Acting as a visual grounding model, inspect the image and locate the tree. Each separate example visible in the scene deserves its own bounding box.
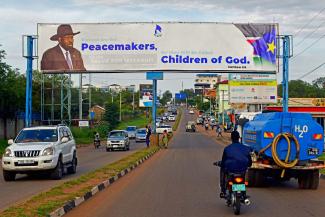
[0,46,25,138]
[103,101,120,131]
[160,90,172,105]
[277,79,325,98]
[312,77,325,89]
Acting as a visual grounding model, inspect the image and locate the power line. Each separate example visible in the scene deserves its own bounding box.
[297,61,325,80]
[291,34,325,60]
[293,7,325,37]
[294,18,325,48]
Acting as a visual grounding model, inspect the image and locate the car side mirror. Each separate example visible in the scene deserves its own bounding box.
[8,139,14,145]
[61,137,69,143]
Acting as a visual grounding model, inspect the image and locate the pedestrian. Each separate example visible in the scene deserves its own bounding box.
[217,125,223,137]
[162,129,168,149]
[205,121,209,131]
[145,125,152,148]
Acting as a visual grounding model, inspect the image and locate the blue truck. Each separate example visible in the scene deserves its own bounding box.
[242,112,325,189]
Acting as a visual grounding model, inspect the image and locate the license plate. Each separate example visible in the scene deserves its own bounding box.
[17,160,34,165]
[232,184,246,192]
[308,148,319,155]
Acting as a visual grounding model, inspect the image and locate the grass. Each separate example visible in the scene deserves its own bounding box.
[172,109,183,131]
[0,139,8,156]
[0,146,159,217]
[117,115,149,130]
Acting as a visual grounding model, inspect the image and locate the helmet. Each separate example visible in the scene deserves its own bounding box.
[231,130,240,142]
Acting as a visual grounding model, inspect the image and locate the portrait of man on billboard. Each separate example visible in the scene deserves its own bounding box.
[40,24,86,71]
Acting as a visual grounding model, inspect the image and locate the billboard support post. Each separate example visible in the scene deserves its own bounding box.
[282,36,290,112]
[24,36,35,127]
[146,72,163,134]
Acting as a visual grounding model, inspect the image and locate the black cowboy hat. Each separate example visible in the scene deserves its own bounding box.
[50,24,80,41]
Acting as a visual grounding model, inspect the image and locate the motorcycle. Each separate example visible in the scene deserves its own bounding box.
[94,139,100,149]
[214,161,251,215]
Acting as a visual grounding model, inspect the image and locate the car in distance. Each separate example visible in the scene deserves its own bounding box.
[189,110,194,114]
[156,125,173,134]
[2,125,77,181]
[135,128,147,143]
[168,115,176,121]
[196,117,203,125]
[106,130,130,151]
[185,121,196,132]
[126,126,137,139]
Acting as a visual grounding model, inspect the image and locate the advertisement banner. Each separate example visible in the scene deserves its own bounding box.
[38,22,278,73]
[229,73,277,104]
[139,84,153,107]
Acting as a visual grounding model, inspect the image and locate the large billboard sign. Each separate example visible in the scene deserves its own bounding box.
[139,84,153,107]
[229,73,277,104]
[38,23,278,73]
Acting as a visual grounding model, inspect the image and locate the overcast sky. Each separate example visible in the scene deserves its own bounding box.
[1,0,325,93]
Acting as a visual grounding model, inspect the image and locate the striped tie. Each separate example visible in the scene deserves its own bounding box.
[65,51,73,69]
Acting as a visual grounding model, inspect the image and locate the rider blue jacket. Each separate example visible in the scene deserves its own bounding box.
[221,142,252,173]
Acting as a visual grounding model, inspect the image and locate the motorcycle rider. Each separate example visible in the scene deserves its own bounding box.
[219,130,252,198]
[94,132,100,148]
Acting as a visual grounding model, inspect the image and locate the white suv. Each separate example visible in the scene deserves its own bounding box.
[2,125,77,181]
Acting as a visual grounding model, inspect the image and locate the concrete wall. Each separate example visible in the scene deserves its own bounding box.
[0,119,40,139]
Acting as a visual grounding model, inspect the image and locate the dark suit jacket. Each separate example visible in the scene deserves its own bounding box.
[41,44,86,71]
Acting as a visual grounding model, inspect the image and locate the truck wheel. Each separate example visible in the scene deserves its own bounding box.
[246,169,256,187]
[254,169,265,187]
[67,154,77,174]
[3,170,16,181]
[51,158,63,180]
[309,170,319,190]
[298,171,312,189]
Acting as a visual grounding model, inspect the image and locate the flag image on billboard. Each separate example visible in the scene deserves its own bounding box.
[37,23,278,73]
[229,73,277,104]
[139,84,153,107]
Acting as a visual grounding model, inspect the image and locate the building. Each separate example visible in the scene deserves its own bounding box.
[90,105,106,122]
[194,73,220,95]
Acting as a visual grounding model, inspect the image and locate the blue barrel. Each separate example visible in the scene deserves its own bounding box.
[243,112,324,161]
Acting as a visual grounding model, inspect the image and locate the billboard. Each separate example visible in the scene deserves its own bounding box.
[175,93,187,100]
[139,84,153,107]
[229,73,277,104]
[38,23,278,73]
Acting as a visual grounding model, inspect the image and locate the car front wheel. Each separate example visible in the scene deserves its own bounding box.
[51,158,63,180]
[3,170,16,181]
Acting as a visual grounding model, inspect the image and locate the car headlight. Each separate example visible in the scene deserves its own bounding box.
[120,140,125,144]
[3,148,13,157]
[42,147,54,156]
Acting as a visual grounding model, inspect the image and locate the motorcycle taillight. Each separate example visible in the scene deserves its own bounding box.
[234,177,244,183]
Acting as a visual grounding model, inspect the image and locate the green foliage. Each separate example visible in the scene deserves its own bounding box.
[172,109,182,131]
[104,102,120,131]
[117,115,149,130]
[0,139,8,156]
[278,79,325,98]
[160,90,172,105]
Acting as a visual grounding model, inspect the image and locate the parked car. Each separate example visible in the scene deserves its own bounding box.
[156,125,173,134]
[106,130,130,151]
[2,125,77,181]
[185,121,196,132]
[168,115,176,121]
[189,110,194,114]
[135,128,147,143]
[125,126,137,139]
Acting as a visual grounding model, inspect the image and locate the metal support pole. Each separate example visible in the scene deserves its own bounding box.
[25,36,34,127]
[119,92,122,121]
[79,73,83,120]
[41,73,44,123]
[132,90,135,112]
[222,90,225,126]
[61,75,64,123]
[89,74,92,118]
[51,76,54,123]
[152,79,157,133]
[282,36,290,112]
[68,74,72,125]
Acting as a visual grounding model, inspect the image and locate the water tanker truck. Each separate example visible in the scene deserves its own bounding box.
[242,112,325,189]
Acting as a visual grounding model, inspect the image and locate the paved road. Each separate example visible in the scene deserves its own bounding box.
[0,139,148,211]
[66,110,325,217]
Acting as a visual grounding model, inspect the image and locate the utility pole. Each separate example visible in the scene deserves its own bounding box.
[119,91,122,121]
[79,73,83,120]
[89,74,92,117]
[222,90,225,126]
[132,89,135,112]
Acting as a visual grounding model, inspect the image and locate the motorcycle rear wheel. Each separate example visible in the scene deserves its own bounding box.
[233,194,241,215]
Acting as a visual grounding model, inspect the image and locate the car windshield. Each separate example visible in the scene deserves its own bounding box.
[159,125,171,128]
[15,129,58,143]
[137,130,146,134]
[126,127,136,131]
[109,131,125,138]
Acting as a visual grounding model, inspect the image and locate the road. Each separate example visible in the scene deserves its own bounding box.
[0,139,148,211]
[66,110,325,217]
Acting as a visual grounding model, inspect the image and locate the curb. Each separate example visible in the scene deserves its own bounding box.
[48,148,159,217]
